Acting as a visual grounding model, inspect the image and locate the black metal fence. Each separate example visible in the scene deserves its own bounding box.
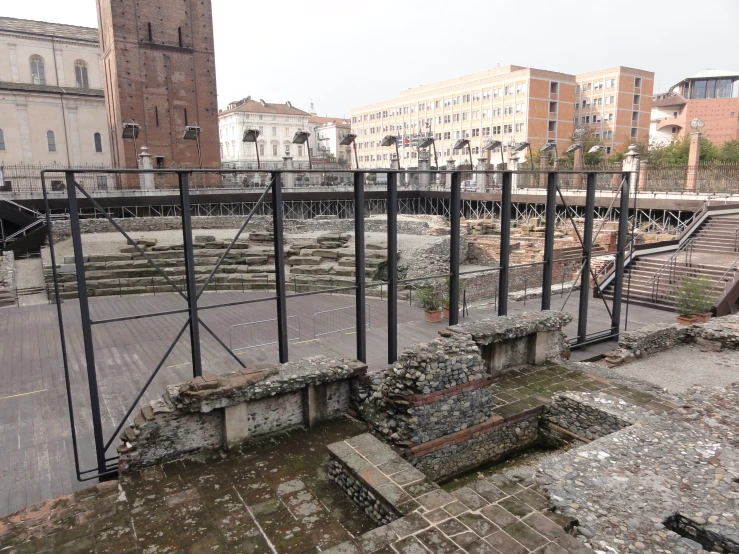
[41,166,634,484]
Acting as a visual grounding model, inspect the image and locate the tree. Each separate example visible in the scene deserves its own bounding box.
[561,130,605,166]
[719,140,739,162]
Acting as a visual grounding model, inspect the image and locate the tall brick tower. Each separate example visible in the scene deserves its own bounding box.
[96,0,220,174]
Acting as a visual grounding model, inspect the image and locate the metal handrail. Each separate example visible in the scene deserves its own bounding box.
[0,197,43,217]
[734,227,739,252]
[676,200,708,239]
[708,255,739,297]
[646,237,696,287]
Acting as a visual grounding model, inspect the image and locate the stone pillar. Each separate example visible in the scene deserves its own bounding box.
[476,157,488,191]
[539,152,549,187]
[282,156,295,188]
[418,152,431,189]
[223,403,249,450]
[138,146,155,191]
[638,160,648,192]
[390,156,400,170]
[508,155,519,190]
[686,131,701,191]
[573,143,584,188]
[446,158,456,171]
[611,161,622,189]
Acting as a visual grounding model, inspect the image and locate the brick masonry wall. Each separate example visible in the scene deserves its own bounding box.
[543,394,632,441]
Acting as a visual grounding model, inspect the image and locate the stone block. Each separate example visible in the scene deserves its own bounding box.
[194,235,216,244]
[58,264,77,274]
[527,331,551,365]
[134,238,157,247]
[223,403,249,450]
[288,256,322,266]
[302,383,328,429]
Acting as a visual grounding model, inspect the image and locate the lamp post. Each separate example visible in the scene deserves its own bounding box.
[121,122,140,168]
[381,135,400,170]
[588,144,607,166]
[418,136,438,170]
[340,132,359,169]
[292,130,312,170]
[511,141,533,170]
[183,125,202,168]
[483,139,504,166]
[453,138,474,168]
[242,128,261,170]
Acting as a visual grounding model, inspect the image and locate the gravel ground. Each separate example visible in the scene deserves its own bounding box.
[598,344,739,394]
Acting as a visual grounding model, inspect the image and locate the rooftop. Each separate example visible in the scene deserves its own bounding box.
[0,16,98,43]
[220,97,310,117]
[685,68,739,80]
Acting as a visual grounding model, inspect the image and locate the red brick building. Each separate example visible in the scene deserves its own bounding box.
[96,0,220,173]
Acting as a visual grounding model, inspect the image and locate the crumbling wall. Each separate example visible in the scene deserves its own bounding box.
[118,356,367,472]
[0,251,15,307]
[543,393,633,440]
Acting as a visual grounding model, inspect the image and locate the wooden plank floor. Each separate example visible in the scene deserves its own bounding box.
[0,289,674,517]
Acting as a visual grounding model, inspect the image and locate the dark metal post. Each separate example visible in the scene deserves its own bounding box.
[387,172,398,363]
[449,171,462,325]
[66,171,109,479]
[271,172,289,363]
[541,172,557,310]
[577,173,597,344]
[498,171,512,315]
[179,173,203,377]
[353,172,367,363]
[610,172,631,335]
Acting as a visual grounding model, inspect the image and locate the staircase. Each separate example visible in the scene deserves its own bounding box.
[0,199,48,256]
[601,213,739,311]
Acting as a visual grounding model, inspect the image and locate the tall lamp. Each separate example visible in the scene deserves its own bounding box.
[121,122,141,167]
[453,138,473,168]
[340,132,358,169]
[540,142,558,167]
[511,141,533,170]
[418,136,438,170]
[183,125,202,168]
[292,130,312,170]
[588,144,607,165]
[242,128,261,170]
[381,135,400,168]
[483,139,504,166]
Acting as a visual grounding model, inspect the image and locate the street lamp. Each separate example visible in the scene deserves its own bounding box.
[292,130,312,170]
[339,132,359,169]
[381,135,400,169]
[183,125,202,168]
[564,143,582,154]
[121,122,140,167]
[418,136,439,170]
[511,141,533,169]
[453,138,474,168]
[483,140,504,166]
[588,144,607,165]
[242,128,261,170]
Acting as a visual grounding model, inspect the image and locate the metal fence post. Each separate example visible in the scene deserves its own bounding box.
[610,172,631,336]
[541,171,557,310]
[449,171,461,325]
[65,170,109,480]
[498,171,512,316]
[577,173,597,344]
[353,172,367,363]
[178,172,203,377]
[387,171,398,363]
[271,171,289,363]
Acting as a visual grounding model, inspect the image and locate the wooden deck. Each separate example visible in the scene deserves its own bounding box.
[0,289,674,516]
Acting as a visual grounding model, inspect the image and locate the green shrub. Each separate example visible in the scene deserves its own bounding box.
[442,276,465,307]
[674,276,713,316]
[417,286,442,311]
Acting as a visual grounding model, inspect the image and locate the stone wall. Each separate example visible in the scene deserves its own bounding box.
[543,392,632,441]
[117,356,367,472]
[353,311,570,480]
[0,251,15,307]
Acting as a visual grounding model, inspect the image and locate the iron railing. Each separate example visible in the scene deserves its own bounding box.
[229,316,301,352]
[647,238,697,303]
[39,165,635,485]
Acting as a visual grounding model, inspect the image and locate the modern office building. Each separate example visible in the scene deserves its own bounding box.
[650,69,739,146]
[350,65,654,169]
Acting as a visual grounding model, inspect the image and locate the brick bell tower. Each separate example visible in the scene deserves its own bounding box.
[96,0,220,178]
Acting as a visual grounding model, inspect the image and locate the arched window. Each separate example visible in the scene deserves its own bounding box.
[47,130,56,152]
[94,132,103,153]
[30,56,46,85]
[75,61,89,88]
[0,128,5,151]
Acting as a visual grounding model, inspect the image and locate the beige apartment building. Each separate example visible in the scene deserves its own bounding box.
[351,65,653,169]
[575,66,654,153]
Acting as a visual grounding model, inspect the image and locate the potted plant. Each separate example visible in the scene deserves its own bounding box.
[674,276,713,325]
[417,286,442,323]
[442,276,465,319]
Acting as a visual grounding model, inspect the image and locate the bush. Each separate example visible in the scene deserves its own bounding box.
[417,285,442,311]
[442,276,465,307]
[674,276,713,316]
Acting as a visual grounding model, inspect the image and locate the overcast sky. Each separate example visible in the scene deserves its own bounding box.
[6,0,739,116]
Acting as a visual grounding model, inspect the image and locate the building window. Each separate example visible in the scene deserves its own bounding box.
[548,121,556,132]
[0,128,5,150]
[516,83,526,94]
[633,94,640,106]
[272,144,278,156]
[634,77,642,88]
[47,130,56,152]
[550,82,558,94]
[671,126,677,134]
[178,27,183,47]
[630,128,638,139]
[272,126,277,136]
[156,156,164,168]
[74,61,89,88]
[515,123,524,133]
[94,132,103,152]
[30,55,46,85]
[148,22,153,41]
